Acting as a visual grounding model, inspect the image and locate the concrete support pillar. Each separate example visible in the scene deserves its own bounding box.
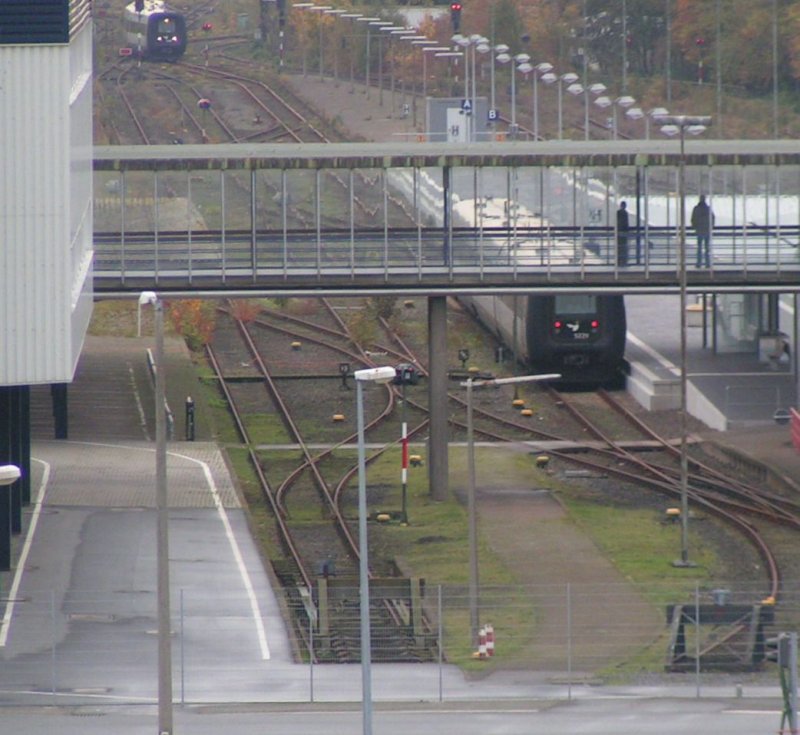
[0,387,16,570]
[51,382,69,440]
[0,482,9,572]
[8,387,26,531]
[427,296,449,502]
[20,386,30,506]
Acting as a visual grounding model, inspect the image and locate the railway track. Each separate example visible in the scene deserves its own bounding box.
[93,14,800,671]
[207,301,437,663]
[204,296,800,669]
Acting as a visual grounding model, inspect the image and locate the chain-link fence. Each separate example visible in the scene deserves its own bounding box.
[1,581,796,706]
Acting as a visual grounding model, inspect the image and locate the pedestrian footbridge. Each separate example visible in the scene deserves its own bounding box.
[93,140,800,296]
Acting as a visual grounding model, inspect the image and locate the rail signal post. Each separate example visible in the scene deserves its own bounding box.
[450,1,462,33]
[393,363,418,524]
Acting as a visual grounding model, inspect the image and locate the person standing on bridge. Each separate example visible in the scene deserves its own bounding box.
[616,201,629,267]
[691,194,714,268]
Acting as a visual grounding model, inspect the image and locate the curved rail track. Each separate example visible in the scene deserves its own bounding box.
[207,301,436,663]
[210,296,800,668]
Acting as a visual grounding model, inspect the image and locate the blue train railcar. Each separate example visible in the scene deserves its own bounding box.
[526,294,626,386]
[123,0,187,61]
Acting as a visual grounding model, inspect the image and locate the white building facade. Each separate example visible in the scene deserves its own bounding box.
[0,0,94,386]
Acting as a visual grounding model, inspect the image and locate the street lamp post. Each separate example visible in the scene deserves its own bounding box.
[434,50,464,130]
[613,95,636,139]
[653,115,711,568]
[139,290,173,735]
[355,365,396,735]
[461,373,560,647]
[384,27,409,112]
[355,17,381,99]
[496,52,528,138]
[557,72,579,139]
[453,34,489,142]
[530,62,553,141]
[472,36,490,141]
[646,106,669,139]
[308,6,332,82]
[323,8,347,82]
[371,21,393,105]
[624,106,644,137]
[397,34,426,125]
[586,82,607,140]
[452,35,470,141]
[291,2,314,76]
[592,93,612,136]
[340,13,363,93]
[490,44,509,122]
[414,43,450,126]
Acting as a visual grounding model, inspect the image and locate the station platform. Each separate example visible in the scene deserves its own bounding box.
[625,294,798,427]
[624,292,800,490]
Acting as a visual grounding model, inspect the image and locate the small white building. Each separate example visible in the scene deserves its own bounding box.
[0,0,94,387]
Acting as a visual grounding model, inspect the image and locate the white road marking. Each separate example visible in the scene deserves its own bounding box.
[0,458,51,647]
[128,362,150,440]
[170,447,271,660]
[1,443,270,661]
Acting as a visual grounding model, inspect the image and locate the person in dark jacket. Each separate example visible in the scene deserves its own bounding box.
[616,201,629,267]
[690,194,714,268]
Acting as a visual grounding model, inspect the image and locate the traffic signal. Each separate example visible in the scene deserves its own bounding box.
[450,2,462,33]
[393,363,419,386]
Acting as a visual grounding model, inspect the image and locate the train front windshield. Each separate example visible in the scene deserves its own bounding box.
[155,17,178,41]
[554,294,597,315]
[552,294,600,342]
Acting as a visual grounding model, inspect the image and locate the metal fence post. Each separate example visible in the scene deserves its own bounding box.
[180,589,186,705]
[309,613,315,703]
[438,584,443,703]
[567,582,572,702]
[51,589,56,698]
[789,632,799,733]
[695,582,701,698]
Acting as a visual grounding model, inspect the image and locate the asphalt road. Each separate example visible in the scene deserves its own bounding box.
[0,696,784,735]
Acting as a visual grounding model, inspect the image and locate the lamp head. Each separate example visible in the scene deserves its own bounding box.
[139,291,157,306]
[354,366,397,384]
[0,465,21,486]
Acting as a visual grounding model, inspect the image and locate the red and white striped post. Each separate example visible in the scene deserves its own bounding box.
[485,623,495,656]
[478,626,487,659]
[394,364,418,525]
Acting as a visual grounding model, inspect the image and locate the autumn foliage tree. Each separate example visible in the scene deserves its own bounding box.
[168,300,216,351]
[460,0,800,96]
[229,300,261,323]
